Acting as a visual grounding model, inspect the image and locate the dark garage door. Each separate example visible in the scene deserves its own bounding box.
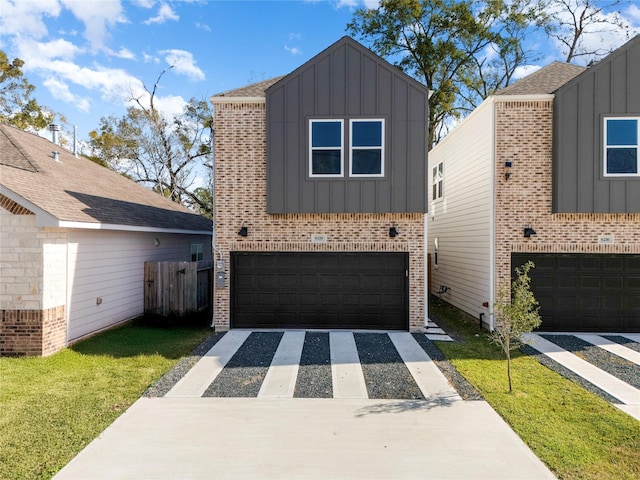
[512,253,640,332]
[231,252,409,330]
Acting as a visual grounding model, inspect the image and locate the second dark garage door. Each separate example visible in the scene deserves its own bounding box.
[512,253,640,332]
[231,252,409,330]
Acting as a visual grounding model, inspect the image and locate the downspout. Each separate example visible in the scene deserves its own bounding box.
[489,97,496,331]
[209,118,221,330]
[424,213,429,328]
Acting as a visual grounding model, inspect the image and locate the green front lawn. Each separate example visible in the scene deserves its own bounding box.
[0,323,211,480]
[431,299,640,480]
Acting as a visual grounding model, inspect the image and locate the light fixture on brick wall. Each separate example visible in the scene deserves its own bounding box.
[524,226,536,238]
[504,161,512,180]
[238,225,248,237]
[389,226,399,238]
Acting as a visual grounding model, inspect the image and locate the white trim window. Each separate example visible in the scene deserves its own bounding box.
[349,119,385,177]
[309,119,344,177]
[432,161,444,200]
[604,117,639,176]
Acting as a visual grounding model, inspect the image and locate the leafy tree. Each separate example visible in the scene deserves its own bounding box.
[89,68,214,217]
[0,50,52,130]
[490,261,541,392]
[347,0,546,146]
[545,0,634,64]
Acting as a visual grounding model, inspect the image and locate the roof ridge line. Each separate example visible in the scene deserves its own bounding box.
[0,124,40,173]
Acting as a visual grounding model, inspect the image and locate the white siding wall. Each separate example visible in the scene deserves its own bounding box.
[42,229,69,309]
[428,100,494,321]
[67,230,212,341]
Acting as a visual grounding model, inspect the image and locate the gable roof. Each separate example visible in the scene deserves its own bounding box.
[496,62,586,95]
[0,124,212,233]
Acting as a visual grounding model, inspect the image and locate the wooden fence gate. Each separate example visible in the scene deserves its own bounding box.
[144,261,212,317]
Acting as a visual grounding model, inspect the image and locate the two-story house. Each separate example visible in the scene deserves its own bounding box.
[429,35,640,332]
[210,36,430,331]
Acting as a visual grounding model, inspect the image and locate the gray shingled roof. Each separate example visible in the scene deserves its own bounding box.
[496,62,586,95]
[0,124,212,232]
[212,76,285,98]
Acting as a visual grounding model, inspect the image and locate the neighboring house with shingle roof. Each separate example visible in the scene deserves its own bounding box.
[0,124,212,355]
[428,35,640,333]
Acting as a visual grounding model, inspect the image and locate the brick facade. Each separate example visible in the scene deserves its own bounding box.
[213,101,426,330]
[1,203,69,355]
[0,306,66,356]
[493,98,640,293]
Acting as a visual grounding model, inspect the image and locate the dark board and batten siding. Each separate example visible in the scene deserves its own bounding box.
[553,35,640,213]
[266,36,429,214]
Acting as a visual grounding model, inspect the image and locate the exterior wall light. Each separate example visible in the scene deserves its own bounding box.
[238,226,248,237]
[524,226,537,238]
[389,226,399,238]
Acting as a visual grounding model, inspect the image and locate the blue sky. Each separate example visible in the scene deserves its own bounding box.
[1,0,639,146]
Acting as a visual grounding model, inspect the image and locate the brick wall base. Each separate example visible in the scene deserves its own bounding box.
[0,306,66,356]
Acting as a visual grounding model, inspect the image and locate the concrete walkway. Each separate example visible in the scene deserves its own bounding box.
[523,333,640,421]
[54,332,555,480]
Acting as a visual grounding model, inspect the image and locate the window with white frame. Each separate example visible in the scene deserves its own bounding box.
[604,117,639,176]
[432,161,444,200]
[309,120,344,177]
[190,243,203,262]
[350,119,384,176]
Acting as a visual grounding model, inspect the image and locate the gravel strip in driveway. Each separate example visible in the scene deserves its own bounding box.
[354,333,425,400]
[541,334,640,389]
[603,335,640,354]
[144,332,225,398]
[294,332,332,398]
[203,332,283,397]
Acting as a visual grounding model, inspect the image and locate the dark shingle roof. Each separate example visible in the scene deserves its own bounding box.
[211,76,285,99]
[496,62,586,95]
[0,124,212,232]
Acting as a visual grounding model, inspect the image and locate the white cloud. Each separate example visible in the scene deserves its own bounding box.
[160,49,205,81]
[334,0,379,8]
[61,0,127,51]
[17,38,83,66]
[143,2,178,25]
[0,0,62,38]
[132,0,155,7]
[143,52,160,63]
[627,4,640,25]
[42,77,91,112]
[195,22,211,32]
[111,47,136,60]
[284,45,301,55]
[512,64,542,81]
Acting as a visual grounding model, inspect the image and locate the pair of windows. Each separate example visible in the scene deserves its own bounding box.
[310,119,384,177]
[604,117,639,176]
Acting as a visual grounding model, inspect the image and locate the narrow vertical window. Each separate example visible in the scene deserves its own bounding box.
[309,120,343,177]
[190,243,203,262]
[432,161,444,200]
[604,117,639,176]
[350,119,384,176]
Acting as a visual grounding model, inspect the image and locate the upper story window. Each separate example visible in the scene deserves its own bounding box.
[604,117,639,176]
[432,161,444,200]
[190,243,203,262]
[310,120,344,177]
[309,118,385,178]
[350,119,384,177]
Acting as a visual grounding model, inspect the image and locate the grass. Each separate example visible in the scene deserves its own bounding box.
[0,322,211,480]
[430,299,640,480]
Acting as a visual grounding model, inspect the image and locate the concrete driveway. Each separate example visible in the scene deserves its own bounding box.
[54,330,555,480]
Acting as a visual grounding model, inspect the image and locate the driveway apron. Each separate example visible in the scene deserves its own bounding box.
[54,331,555,480]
